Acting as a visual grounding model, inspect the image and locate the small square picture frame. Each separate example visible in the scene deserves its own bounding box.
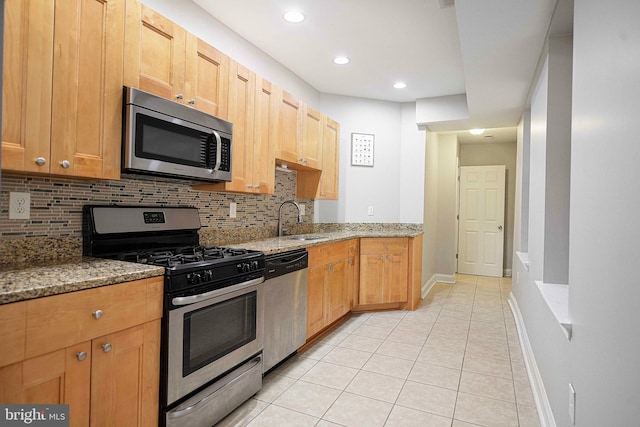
[351,133,375,167]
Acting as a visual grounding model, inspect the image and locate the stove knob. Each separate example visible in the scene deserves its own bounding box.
[203,270,213,281]
[251,261,259,271]
[242,263,250,273]
[190,273,202,285]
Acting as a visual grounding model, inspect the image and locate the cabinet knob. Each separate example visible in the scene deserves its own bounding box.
[188,99,195,105]
[255,185,260,189]
[60,160,71,169]
[35,157,47,166]
[247,184,253,189]
[176,93,184,100]
[299,158,304,162]
[321,193,327,197]
[102,343,112,353]
[387,255,392,261]
[76,351,87,361]
[92,310,103,319]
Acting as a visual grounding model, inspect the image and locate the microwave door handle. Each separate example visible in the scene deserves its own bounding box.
[211,131,222,172]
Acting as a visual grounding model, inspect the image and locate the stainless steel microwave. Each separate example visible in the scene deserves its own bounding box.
[123,87,232,182]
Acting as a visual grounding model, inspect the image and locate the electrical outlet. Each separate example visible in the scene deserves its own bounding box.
[299,203,305,216]
[569,383,576,425]
[367,205,374,216]
[9,192,31,220]
[229,202,237,218]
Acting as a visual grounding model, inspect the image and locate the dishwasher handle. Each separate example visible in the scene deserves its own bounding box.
[265,249,308,280]
[269,253,307,265]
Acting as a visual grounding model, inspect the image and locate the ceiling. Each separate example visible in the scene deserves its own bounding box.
[194,0,557,134]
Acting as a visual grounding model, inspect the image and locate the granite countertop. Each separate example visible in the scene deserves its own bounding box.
[229,229,424,255]
[0,257,164,305]
[0,226,423,305]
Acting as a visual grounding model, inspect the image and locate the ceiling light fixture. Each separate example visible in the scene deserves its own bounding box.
[283,10,305,23]
[393,82,407,89]
[332,56,350,65]
[469,128,485,135]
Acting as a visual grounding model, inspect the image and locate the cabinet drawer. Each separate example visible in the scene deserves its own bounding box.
[308,240,350,267]
[25,277,163,359]
[360,238,408,255]
[0,301,27,368]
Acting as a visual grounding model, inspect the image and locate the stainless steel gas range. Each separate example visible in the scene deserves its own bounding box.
[83,205,265,427]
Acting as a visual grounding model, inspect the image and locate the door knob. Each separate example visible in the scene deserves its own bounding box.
[498,225,503,231]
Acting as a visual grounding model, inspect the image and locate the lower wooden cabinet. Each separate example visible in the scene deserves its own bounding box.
[0,277,163,427]
[306,239,358,339]
[359,238,409,305]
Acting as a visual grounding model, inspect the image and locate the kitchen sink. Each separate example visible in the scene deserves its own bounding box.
[284,235,328,241]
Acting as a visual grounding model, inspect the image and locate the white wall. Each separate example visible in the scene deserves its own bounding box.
[422,132,439,285]
[400,103,426,223]
[435,134,458,277]
[567,0,640,424]
[318,94,404,223]
[512,1,640,425]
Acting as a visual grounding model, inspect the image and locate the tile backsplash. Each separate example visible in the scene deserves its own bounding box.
[0,170,313,241]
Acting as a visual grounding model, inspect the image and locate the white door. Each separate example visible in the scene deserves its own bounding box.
[458,165,506,277]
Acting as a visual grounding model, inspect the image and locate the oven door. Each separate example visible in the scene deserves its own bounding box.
[166,277,264,405]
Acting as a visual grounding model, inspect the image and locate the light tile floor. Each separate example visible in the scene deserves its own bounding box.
[218,274,540,427]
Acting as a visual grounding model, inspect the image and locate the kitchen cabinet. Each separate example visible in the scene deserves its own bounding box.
[346,240,360,309]
[192,70,277,194]
[2,0,123,179]
[359,238,409,305]
[306,240,355,339]
[125,0,229,117]
[299,104,323,169]
[0,277,162,426]
[276,90,303,166]
[297,115,340,199]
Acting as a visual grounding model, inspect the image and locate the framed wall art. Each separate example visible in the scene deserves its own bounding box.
[351,133,375,167]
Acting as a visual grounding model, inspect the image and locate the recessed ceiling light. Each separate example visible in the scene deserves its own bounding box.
[333,56,350,65]
[393,82,407,89]
[283,10,305,23]
[469,128,485,135]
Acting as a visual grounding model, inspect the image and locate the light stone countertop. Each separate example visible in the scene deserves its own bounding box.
[228,230,424,255]
[0,226,423,305]
[0,257,164,305]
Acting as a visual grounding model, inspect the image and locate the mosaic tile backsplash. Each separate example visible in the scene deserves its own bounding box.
[0,170,312,242]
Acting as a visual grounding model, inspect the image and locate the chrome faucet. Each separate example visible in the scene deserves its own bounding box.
[278,200,303,237]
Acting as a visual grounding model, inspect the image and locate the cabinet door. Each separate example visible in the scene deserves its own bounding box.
[384,253,409,303]
[50,0,124,179]
[91,321,160,427]
[319,116,339,199]
[253,77,277,194]
[306,265,326,339]
[276,90,302,164]
[225,60,256,193]
[359,254,385,305]
[0,343,91,427]
[327,260,347,324]
[124,0,186,101]
[300,104,323,169]
[184,35,229,118]
[1,0,54,173]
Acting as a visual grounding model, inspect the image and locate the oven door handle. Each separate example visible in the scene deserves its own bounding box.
[171,277,264,306]
[167,355,262,420]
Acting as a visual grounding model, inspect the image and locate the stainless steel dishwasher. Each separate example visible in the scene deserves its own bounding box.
[263,249,308,373]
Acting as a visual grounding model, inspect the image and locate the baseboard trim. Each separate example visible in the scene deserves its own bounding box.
[435,273,456,284]
[422,274,437,298]
[508,293,556,427]
[504,269,512,277]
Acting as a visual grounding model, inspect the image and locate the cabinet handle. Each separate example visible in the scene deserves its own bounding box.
[60,160,71,169]
[299,158,304,162]
[76,352,87,361]
[92,310,103,319]
[247,184,253,189]
[176,93,184,100]
[35,157,47,166]
[321,193,327,197]
[255,185,260,189]
[188,99,195,105]
[102,343,112,353]
[387,255,392,261]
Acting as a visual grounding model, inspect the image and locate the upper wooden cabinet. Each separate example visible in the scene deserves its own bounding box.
[276,90,303,165]
[2,0,123,179]
[300,104,323,169]
[192,68,277,195]
[297,114,340,200]
[124,0,228,118]
[276,97,324,170]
